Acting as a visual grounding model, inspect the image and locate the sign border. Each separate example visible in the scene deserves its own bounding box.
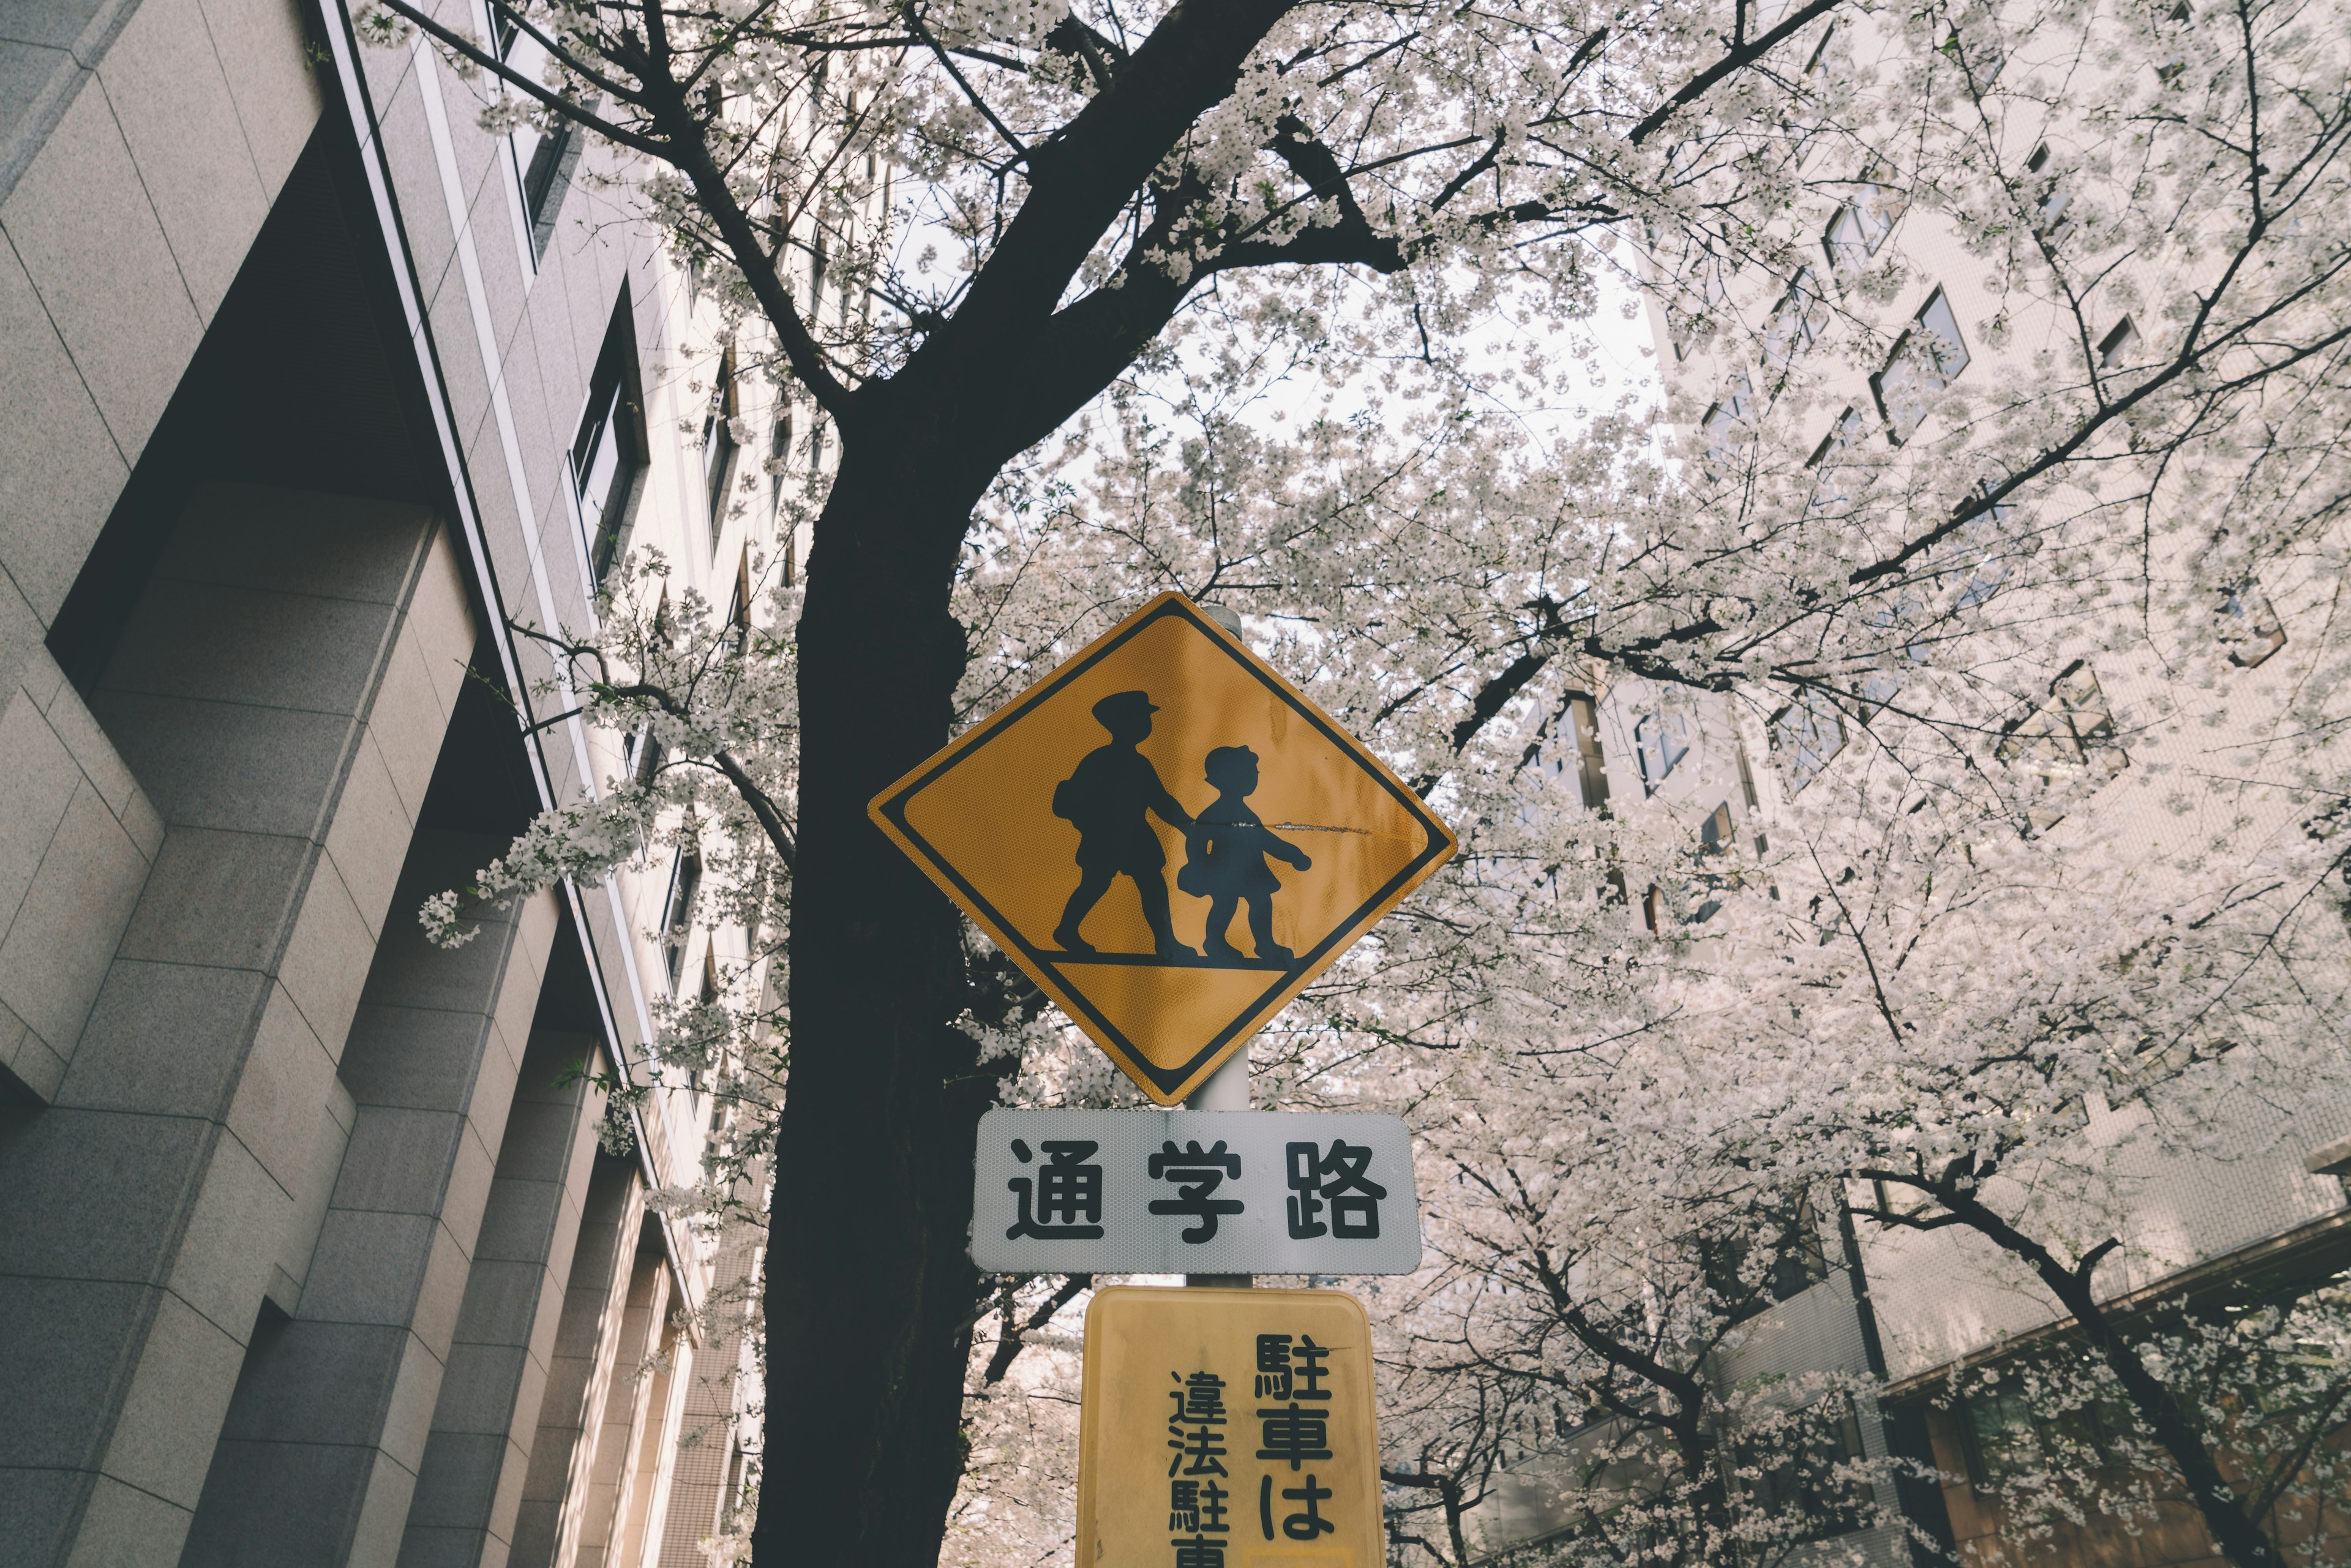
[868,592,1456,1103]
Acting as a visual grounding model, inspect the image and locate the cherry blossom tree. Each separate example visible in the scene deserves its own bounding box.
[362,0,2351,1559]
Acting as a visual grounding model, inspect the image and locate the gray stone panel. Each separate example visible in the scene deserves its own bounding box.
[0,234,128,629]
[0,69,201,468]
[179,823,557,1567]
[89,0,269,320]
[397,1025,603,1567]
[0,489,451,1564]
[195,0,320,203]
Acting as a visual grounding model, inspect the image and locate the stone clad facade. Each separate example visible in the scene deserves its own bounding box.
[0,1,770,1562]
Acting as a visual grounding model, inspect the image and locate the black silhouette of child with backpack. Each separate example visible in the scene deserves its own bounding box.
[1178,745,1312,964]
[1052,690,1196,959]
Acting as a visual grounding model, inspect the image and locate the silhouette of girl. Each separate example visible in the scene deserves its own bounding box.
[1178,745,1312,963]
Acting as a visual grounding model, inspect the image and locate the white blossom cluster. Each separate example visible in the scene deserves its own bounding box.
[369,0,2351,1559]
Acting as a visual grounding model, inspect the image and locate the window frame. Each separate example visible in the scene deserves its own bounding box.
[1995,661,2128,833]
[489,3,580,261]
[574,293,650,590]
[1635,711,1692,793]
[1872,287,1971,444]
[702,348,743,554]
[1771,688,1847,792]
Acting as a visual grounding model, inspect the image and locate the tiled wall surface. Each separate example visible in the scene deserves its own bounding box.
[0,0,746,1558]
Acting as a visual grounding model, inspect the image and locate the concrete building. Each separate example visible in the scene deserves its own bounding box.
[1459,5,2351,1565]
[0,0,788,1561]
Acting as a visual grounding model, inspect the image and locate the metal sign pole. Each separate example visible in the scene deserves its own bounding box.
[1183,1042,1252,1288]
[1187,602,1254,1289]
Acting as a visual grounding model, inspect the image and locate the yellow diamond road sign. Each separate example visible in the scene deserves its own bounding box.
[1079,1286,1381,1568]
[869,592,1455,1105]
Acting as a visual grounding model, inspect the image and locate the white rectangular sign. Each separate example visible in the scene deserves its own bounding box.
[970,1109,1420,1275]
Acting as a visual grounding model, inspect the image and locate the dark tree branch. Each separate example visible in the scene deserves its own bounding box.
[981,1273,1092,1384]
[1624,0,1845,144]
[369,0,668,156]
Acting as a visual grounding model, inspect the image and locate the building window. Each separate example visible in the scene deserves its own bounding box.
[1860,594,1925,715]
[662,846,703,989]
[1872,287,1971,444]
[1764,267,1828,370]
[493,6,579,258]
[2097,315,2141,368]
[1634,712,1690,793]
[1941,12,2007,83]
[1703,1190,1831,1321]
[1823,183,1895,277]
[727,549,752,657]
[1700,373,1755,470]
[1962,1381,2134,1490]
[1804,24,1835,80]
[2219,580,2286,667]
[1569,694,1611,812]
[1772,689,1845,792]
[1668,255,1733,361]
[2155,0,2194,81]
[576,298,647,588]
[1996,661,2128,833]
[624,723,665,792]
[1807,405,1868,518]
[1736,1397,1872,1539]
[703,350,741,550]
[1951,484,2019,610]
[2024,144,2075,245]
[768,411,793,513]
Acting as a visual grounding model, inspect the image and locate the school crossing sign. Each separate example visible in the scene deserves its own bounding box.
[869,593,1456,1103]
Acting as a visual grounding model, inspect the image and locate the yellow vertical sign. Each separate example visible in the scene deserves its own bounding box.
[1078,1288,1380,1568]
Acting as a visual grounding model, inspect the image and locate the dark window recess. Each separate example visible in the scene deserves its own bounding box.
[1962,1382,2136,1489]
[1953,483,2020,610]
[1635,711,1690,792]
[45,122,441,695]
[576,291,648,587]
[1823,182,1894,276]
[1569,694,1611,812]
[2024,144,2075,244]
[1703,1190,1832,1322]
[1804,24,1835,79]
[1699,801,1734,851]
[662,847,703,989]
[1995,660,2128,835]
[2219,580,2286,667]
[499,19,580,257]
[1859,601,1925,717]
[703,350,741,549]
[1736,1398,1873,1539]
[624,723,666,792]
[1941,9,2007,81]
[1807,405,1868,518]
[768,411,793,512]
[1700,373,1755,470]
[1764,266,1828,370]
[2096,315,2141,368]
[1873,287,1970,444]
[2155,0,2194,81]
[1772,689,1845,793]
[727,549,752,656]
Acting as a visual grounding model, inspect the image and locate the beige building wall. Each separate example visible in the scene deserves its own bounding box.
[0,0,773,1561]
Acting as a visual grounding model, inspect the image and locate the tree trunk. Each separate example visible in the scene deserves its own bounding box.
[750,425,1008,1567]
[1927,1188,2284,1568]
